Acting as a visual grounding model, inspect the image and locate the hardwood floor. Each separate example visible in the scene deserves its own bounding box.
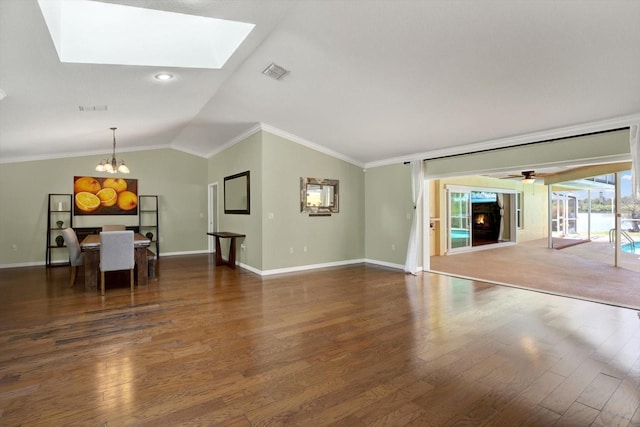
[1,255,639,426]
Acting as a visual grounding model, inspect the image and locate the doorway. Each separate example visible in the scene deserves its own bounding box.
[208,182,219,253]
[551,192,578,237]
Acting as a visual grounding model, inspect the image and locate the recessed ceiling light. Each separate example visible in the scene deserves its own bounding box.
[154,73,174,81]
[37,0,255,69]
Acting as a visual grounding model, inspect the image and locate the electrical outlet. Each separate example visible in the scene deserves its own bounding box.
[391,244,396,251]
[303,246,307,252]
[240,244,246,251]
[289,247,294,254]
[12,244,17,251]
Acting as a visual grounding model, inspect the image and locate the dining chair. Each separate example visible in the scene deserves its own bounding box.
[61,228,84,287]
[102,224,126,231]
[99,230,135,296]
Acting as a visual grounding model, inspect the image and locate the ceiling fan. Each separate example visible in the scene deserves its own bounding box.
[500,170,542,183]
[521,171,536,183]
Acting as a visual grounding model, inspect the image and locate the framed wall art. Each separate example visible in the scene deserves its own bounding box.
[73,176,138,216]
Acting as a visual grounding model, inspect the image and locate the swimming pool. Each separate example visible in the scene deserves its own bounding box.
[621,242,638,254]
[450,229,469,239]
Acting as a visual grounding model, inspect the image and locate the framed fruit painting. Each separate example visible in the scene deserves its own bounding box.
[73,176,138,215]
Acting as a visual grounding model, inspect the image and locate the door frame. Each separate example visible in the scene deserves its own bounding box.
[208,182,219,253]
[444,184,519,254]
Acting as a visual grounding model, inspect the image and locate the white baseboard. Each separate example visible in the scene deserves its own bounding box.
[254,258,366,276]
[160,249,209,257]
[0,253,416,277]
[363,259,405,271]
[0,260,46,269]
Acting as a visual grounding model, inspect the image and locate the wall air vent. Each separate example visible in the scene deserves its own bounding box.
[262,62,289,80]
[79,105,108,111]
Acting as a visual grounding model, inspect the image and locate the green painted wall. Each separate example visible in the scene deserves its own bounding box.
[0,148,208,266]
[208,132,263,269]
[261,131,365,271]
[364,163,413,266]
[207,130,365,272]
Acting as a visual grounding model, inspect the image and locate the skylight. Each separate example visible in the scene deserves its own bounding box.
[37,0,255,69]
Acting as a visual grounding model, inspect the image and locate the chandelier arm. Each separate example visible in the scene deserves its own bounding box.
[96,127,129,173]
[111,127,117,158]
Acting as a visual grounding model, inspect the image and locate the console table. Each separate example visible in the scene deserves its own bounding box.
[207,232,245,269]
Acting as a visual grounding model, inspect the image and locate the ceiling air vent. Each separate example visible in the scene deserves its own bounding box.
[262,62,289,80]
[78,105,108,112]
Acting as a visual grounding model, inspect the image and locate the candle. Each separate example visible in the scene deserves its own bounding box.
[58,202,63,211]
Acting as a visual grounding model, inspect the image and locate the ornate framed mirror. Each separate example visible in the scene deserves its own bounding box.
[300,177,339,215]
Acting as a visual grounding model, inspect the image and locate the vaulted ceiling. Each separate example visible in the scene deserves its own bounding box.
[1,0,639,167]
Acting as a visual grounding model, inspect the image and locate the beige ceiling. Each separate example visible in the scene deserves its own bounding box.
[1,0,639,167]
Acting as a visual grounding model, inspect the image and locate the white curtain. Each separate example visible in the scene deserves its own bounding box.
[631,124,640,200]
[404,160,424,274]
[496,193,504,241]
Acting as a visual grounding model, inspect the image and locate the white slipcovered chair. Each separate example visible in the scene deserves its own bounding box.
[99,230,135,296]
[61,228,84,287]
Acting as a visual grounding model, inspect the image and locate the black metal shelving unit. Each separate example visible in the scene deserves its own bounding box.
[46,193,73,267]
[138,195,159,258]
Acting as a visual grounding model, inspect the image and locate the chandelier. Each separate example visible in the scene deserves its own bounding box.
[95,127,130,174]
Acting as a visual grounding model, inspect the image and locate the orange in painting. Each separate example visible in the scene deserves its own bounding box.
[102,178,127,193]
[96,188,117,207]
[74,177,101,194]
[75,192,101,213]
[117,191,138,211]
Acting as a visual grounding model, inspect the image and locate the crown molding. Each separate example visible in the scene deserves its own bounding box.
[259,123,365,167]
[204,123,263,159]
[169,143,209,158]
[0,144,170,164]
[206,122,365,168]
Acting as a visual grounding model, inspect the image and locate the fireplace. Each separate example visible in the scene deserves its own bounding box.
[474,213,492,229]
[472,203,500,245]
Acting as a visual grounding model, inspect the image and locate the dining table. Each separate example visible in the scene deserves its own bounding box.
[80,233,151,292]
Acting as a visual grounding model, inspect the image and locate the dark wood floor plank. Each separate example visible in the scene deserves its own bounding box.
[540,357,606,415]
[555,401,600,426]
[593,378,640,426]
[576,372,622,410]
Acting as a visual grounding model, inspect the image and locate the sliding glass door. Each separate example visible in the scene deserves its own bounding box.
[448,190,471,251]
[446,185,517,253]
